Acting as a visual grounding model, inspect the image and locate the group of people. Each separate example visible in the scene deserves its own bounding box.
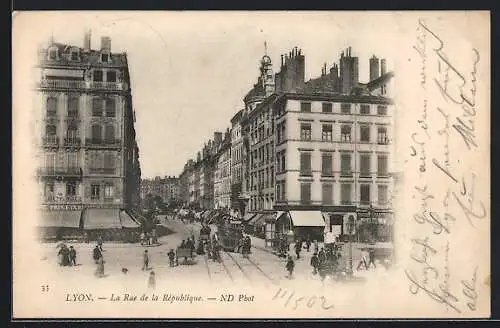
[57,243,77,266]
[140,230,158,246]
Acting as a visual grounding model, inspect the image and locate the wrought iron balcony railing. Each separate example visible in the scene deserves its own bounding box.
[85,138,121,147]
[63,138,81,147]
[38,166,82,177]
[42,136,59,147]
[37,79,125,91]
[43,195,83,203]
[88,167,116,174]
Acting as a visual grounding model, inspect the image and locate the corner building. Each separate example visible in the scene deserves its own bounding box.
[35,32,141,240]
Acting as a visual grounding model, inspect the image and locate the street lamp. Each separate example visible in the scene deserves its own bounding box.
[346,214,355,277]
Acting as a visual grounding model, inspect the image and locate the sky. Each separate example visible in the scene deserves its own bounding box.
[15,11,404,179]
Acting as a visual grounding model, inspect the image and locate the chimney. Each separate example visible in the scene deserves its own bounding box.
[381,58,387,75]
[83,29,91,52]
[281,54,284,67]
[101,36,111,52]
[369,55,380,81]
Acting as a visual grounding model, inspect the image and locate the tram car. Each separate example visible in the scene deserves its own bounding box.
[215,218,244,252]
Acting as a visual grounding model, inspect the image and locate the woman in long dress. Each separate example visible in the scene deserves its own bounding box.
[95,256,105,277]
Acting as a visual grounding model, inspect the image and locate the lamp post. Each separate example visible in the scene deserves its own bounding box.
[346,214,355,277]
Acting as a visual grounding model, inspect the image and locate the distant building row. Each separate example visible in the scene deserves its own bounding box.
[140,176,180,204]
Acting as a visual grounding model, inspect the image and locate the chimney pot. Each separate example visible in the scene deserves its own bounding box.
[83,29,91,51]
[101,36,111,52]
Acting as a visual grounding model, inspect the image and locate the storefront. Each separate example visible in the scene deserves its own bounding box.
[37,209,83,241]
[278,211,326,242]
[357,209,394,243]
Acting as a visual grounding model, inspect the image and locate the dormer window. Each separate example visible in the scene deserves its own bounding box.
[48,47,58,61]
[70,49,79,61]
[101,53,109,63]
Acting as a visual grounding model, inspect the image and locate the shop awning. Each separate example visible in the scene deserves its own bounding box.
[38,210,82,228]
[120,210,140,228]
[248,213,264,226]
[83,208,122,230]
[242,212,258,223]
[289,211,325,227]
[254,213,272,226]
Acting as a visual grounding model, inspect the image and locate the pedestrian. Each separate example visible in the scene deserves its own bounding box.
[310,252,319,275]
[142,250,149,271]
[367,248,377,269]
[306,236,311,252]
[294,241,301,259]
[97,235,103,251]
[148,271,156,289]
[140,232,146,246]
[180,240,186,248]
[314,240,319,253]
[356,248,369,270]
[69,246,77,266]
[286,255,295,279]
[93,245,102,264]
[318,248,326,266]
[95,255,105,278]
[167,249,176,267]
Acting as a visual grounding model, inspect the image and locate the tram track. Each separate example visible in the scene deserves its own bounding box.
[223,250,276,285]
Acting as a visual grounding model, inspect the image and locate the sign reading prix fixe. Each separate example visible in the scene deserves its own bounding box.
[44,68,84,78]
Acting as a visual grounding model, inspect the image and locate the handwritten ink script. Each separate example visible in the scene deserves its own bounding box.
[407,17,488,315]
[271,287,334,311]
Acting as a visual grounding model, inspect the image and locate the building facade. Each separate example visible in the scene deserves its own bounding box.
[230,110,244,212]
[214,130,232,209]
[241,53,276,214]
[35,32,141,238]
[273,47,394,238]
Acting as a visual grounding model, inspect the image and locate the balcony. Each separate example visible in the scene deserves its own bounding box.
[38,166,82,178]
[340,171,353,178]
[43,195,83,203]
[37,79,86,90]
[42,136,59,147]
[63,138,81,147]
[89,81,124,91]
[85,138,121,148]
[37,79,125,92]
[65,112,81,122]
[89,167,116,175]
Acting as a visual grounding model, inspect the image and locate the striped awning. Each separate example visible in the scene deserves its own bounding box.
[242,212,258,223]
[83,208,122,230]
[248,213,265,226]
[38,210,82,228]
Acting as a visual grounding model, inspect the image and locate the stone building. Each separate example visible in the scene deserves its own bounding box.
[214,129,232,209]
[35,31,141,240]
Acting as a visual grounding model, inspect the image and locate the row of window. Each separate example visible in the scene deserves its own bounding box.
[299,102,388,115]
[45,96,117,118]
[43,152,117,170]
[249,194,274,211]
[43,181,115,200]
[299,152,389,177]
[298,123,389,144]
[250,141,274,168]
[275,182,389,205]
[44,124,117,142]
[248,166,275,191]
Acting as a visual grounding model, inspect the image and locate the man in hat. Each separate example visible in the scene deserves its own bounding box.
[69,246,77,266]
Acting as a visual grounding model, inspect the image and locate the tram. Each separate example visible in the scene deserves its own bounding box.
[215,217,244,252]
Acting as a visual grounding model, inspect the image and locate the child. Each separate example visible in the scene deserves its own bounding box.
[148,271,156,289]
[142,250,149,271]
[167,249,176,267]
[286,256,295,279]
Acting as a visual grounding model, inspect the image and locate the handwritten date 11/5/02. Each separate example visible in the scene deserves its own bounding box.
[272,288,334,311]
